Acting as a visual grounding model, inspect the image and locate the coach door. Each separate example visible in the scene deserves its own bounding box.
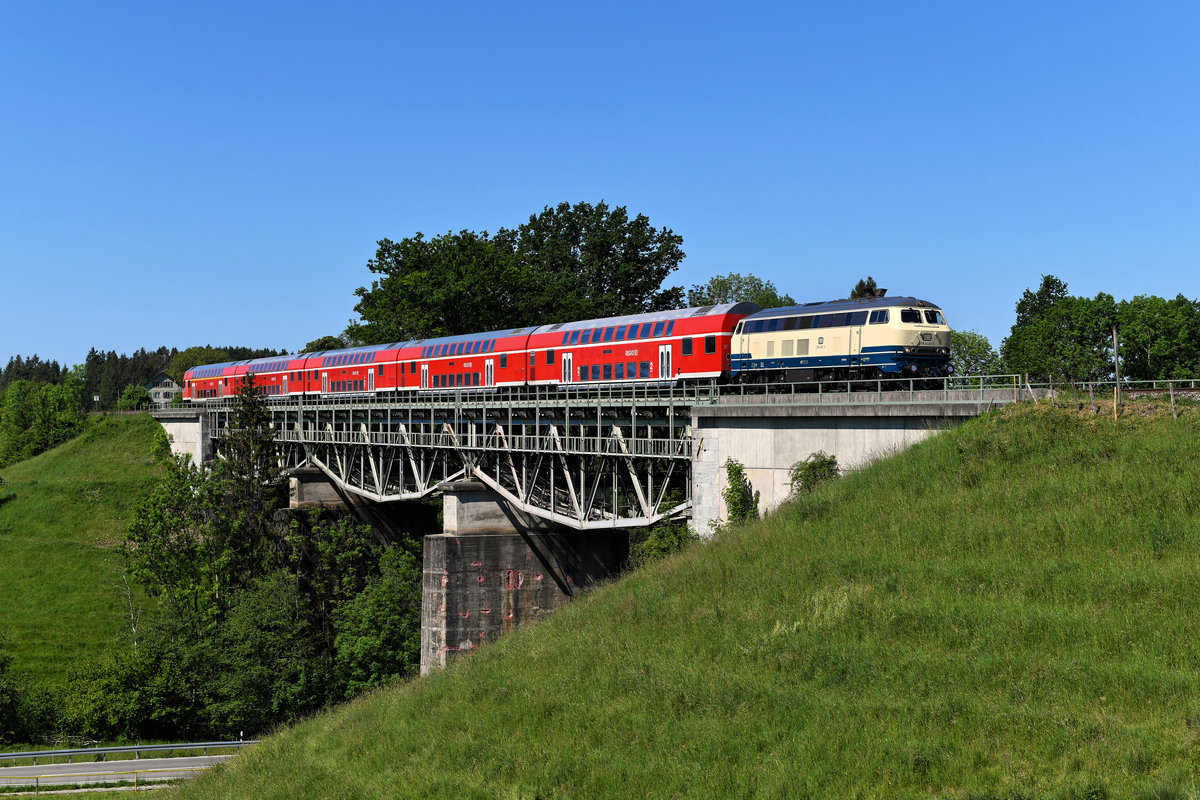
[659,344,673,381]
[368,369,375,392]
[485,359,495,387]
[321,372,329,394]
[282,375,288,395]
[561,352,573,383]
[420,364,429,389]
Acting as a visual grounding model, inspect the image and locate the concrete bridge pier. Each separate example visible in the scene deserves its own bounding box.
[420,480,627,674]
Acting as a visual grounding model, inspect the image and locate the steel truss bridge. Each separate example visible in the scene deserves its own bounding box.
[205,384,717,530]
[191,375,1064,531]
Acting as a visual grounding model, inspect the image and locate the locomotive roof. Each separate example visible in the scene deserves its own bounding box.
[745,296,941,320]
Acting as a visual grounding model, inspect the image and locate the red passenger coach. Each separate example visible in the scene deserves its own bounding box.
[408,327,532,390]
[525,303,759,386]
[183,302,762,402]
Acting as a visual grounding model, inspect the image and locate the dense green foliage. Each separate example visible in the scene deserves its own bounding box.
[0,371,86,467]
[998,275,1200,383]
[347,201,685,342]
[0,355,70,391]
[788,450,839,495]
[950,329,1003,379]
[95,377,425,740]
[686,272,794,309]
[172,400,1200,799]
[720,458,759,526]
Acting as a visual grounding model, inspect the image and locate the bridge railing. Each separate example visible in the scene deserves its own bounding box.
[274,427,690,458]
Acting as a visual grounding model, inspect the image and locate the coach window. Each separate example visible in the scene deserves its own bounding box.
[603,364,612,380]
[901,309,922,323]
[637,322,651,338]
[530,353,536,366]
[500,354,508,368]
[652,321,665,337]
[614,326,626,342]
[681,338,693,356]
[626,361,636,377]
[410,361,417,373]
[591,365,601,381]
[705,335,716,354]
[580,365,588,381]
[569,330,581,345]
[640,361,651,378]
[615,363,625,379]
[602,327,614,342]
[546,349,555,364]
[580,330,591,345]
[627,324,638,339]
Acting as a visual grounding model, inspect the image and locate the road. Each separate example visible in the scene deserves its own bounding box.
[0,754,231,788]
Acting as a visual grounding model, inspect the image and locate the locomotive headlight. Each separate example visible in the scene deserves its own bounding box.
[904,346,914,353]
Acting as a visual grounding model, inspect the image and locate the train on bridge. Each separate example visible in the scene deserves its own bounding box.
[183,295,951,401]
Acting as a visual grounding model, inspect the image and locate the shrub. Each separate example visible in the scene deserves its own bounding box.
[722,458,759,525]
[789,451,839,495]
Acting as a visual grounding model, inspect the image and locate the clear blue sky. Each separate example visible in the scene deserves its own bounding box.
[3,1,1198,367]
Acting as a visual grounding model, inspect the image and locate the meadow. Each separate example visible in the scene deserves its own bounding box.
[166,400,1200,799]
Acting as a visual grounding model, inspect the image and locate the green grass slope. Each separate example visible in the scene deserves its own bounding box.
[0,414,161,683]
[175,403,1200,800]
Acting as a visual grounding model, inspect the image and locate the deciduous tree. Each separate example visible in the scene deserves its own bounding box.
[687,273,793,308]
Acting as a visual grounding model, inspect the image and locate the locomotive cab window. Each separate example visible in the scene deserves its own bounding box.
[924,309,946,325]
[901,309,922,323]
[869,310,889,324]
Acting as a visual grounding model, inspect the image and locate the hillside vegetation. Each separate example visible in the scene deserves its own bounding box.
[170,401,1200,799]
[0,414,161,683]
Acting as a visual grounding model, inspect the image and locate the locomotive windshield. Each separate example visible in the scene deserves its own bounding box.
[923,309,946,325]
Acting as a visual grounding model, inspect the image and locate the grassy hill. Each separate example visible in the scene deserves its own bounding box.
[0,414,161,684]
[168,401,1200,800]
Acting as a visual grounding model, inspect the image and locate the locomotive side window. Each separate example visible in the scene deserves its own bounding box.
[681,338,693,356]
[901,309,922,323]
[924,309,946,325]
[869,310,889,324]
[705,335,716,354]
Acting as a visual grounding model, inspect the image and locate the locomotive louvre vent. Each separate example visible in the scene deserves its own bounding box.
[692,305,715,315]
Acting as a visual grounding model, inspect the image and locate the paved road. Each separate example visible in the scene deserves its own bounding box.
[0,755,231,787]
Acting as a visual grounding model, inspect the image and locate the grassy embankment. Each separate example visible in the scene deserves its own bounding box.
[169,398,1200,799]
[0,414,161,684]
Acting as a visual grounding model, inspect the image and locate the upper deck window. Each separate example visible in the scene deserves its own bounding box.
[652,321,665,337]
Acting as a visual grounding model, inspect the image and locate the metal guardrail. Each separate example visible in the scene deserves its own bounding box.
[1,740,257,766]
[0,765,208,792]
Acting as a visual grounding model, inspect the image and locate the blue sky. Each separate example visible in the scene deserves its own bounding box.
[2,1,1198,367]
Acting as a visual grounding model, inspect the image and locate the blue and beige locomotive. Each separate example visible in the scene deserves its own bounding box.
[730,295,951,383]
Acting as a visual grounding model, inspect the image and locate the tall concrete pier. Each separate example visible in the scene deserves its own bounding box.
[420,481,626,673]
